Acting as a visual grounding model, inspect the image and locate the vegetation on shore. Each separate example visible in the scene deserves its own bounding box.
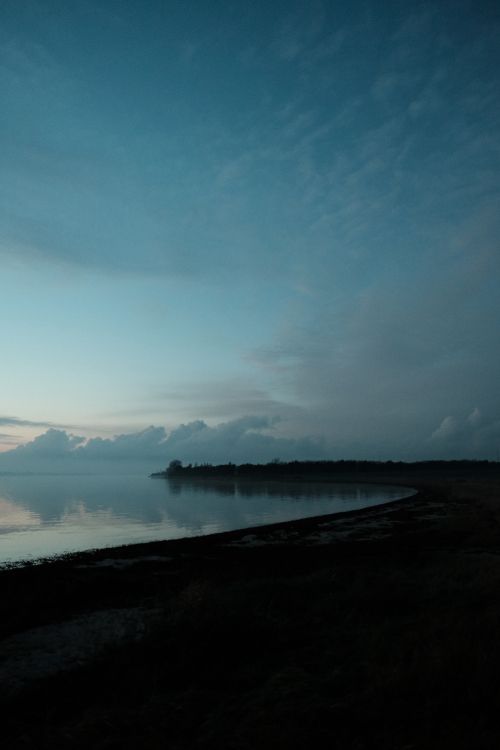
[152,457,500,479]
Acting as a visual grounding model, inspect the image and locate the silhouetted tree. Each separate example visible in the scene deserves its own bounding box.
[167,459,183,475]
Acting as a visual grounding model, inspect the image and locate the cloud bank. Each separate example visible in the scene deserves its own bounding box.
[0,417,324,474]
[1,405,498,475]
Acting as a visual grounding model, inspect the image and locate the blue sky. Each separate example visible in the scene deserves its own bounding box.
[1,0,499,466]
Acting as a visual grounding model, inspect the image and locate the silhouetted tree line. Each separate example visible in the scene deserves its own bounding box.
[151,458,500,479]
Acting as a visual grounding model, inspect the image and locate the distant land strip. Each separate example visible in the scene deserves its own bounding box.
[151,458,500,479]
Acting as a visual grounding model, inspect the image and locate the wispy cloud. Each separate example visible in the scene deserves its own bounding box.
[1,2,498,289]
[0,416,69,428]
[158,379,301,421]
[1,3,499,461]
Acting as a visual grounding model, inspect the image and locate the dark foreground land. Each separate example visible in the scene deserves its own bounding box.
[2,470,500,749]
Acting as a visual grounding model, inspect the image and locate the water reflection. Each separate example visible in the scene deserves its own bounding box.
[0,474,414,564]
[0,497,41,531]
[165,477,395,500]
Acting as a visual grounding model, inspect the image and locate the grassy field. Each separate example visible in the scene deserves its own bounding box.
[2,472,500,748]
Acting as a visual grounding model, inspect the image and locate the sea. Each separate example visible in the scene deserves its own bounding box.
[0,473,415,565]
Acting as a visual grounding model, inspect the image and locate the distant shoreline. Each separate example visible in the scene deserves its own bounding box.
[151,458,500,480]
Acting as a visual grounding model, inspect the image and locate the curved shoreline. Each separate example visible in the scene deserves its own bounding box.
[69,484,419,562]
[1,482,418,569]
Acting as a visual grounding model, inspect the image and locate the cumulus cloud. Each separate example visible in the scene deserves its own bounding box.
[0,426,168,471]
[429,409,500,459]
[430,416,459,442]
[81,426,168,460]
[14,428,85,456]
[0,417,324,473]
[467,408,482,427]
[160,415,323,465]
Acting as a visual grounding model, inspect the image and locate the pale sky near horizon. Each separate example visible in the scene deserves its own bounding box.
[1,0,499,465]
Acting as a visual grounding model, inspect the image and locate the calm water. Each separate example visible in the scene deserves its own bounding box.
[0,474,415,564]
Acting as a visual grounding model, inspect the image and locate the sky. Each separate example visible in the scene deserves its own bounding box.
[1,0,499,470]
